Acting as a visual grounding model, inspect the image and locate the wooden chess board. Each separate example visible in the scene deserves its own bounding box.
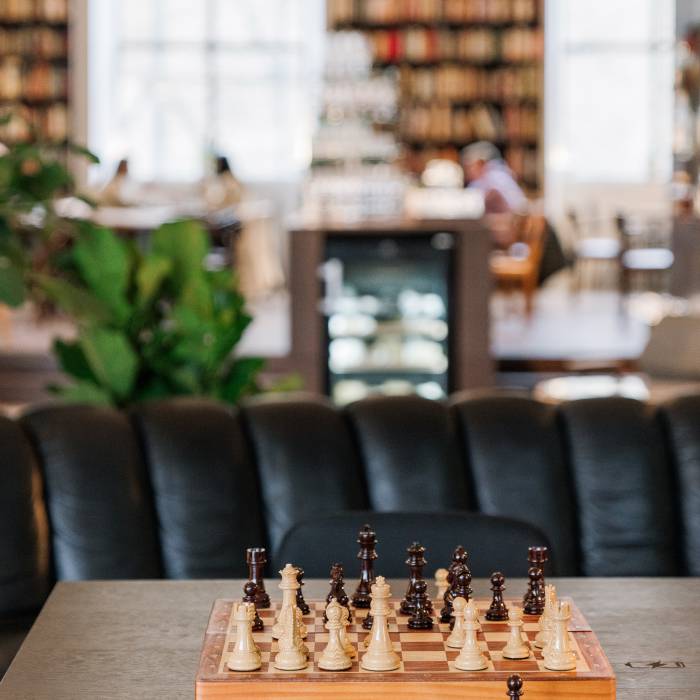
[196,597,615,699]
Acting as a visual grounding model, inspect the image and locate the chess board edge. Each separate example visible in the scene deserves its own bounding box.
[195,598,615,700]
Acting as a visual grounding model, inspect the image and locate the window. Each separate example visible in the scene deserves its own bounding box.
[88,0,325,183]
[546,0,675,185]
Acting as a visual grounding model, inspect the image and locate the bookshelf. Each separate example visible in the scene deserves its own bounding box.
[327,0,544,190]
[0,0,69,145]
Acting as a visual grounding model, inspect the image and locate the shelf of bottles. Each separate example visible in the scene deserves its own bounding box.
[0,0,69,146]
[326,0,543,189]
[323,233,453,404]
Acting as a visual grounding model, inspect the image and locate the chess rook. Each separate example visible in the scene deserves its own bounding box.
[543,600,577,671]
[486,571,509,621]
[352,524,377,609]
[400,541,431,616]
[522,546,548,615]
[535,584,556,649]
[246,547,270,609]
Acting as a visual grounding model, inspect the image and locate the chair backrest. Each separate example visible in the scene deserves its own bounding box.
[275,511,552,579]
[639,316,700,380]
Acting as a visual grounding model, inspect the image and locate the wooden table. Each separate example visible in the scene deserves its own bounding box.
[0,579,697,699]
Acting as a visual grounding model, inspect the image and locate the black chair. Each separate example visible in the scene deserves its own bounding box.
[275,511,552,579]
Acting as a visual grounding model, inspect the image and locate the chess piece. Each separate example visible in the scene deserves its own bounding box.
[318,600,352,671]
[435,568,449,600]
[226,602,262,671]
[246,547,271,609]
[448,565,473,629]
[273,596,308,671]
[502,607,530,659]
[272,563,307,641]
[352,524,377,609]
[486,571,509,621]
[440,547,470,623]
[361,576,400,671]
[241,580,264,631]
[339,605,357,659]
[543,601,577,671]
[522,546,548,615]
[400,542,431,616]
[454,599,487,671]
[534,584,556,649]
[408,579,434,630]
[325,563,352,623]
[507,674,524,698]
[296,568,310,615]
[446,596,467,648]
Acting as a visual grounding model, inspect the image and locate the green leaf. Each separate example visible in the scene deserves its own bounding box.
[53,339,97,383]
[79,327,139,400]
[72,226,130,324]
[151,220,208,287]
[33,274,114,323]
[0,257,26,306]
[219,357,264,403]
[49,380,113,405]
[67,143,100,164]
[136,254,172,309]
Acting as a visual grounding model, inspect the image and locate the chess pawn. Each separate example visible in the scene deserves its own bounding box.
[543,601,577,671]
[535,584,556,649]
[242,580,264,632]
[435,568,449,600]
[273,603,308,671]
[454,599,487,671]
[361,576,400,672]
[507,674,524,699]
[318,600,352,671]
[296,568,311,615]
[339,605,357,659]
[502,607,530,660]
[446,596,467,648]
[325,563,352,623]
[448,565,473,629]
[226,603,262,672]
[486,571,509,621]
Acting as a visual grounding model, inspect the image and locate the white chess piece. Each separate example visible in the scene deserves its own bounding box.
[272,563,307,641]
[226,602,262,671]
[339,605,356,659]
[543,601,577,671]
[535,584,556,649]
[319,600,353,671]
[361,576,400,671]
[446,597,467,648]
[502,606,530,660]
[273,598,308,671]
[454,599,488,671]
[435,568,449,600]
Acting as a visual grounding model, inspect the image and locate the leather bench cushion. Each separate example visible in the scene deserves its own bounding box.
[560,398,678,576]
[345,396,472,511]
[659,396,700,575]
[451,395,578,576]
[22,406,162,580]
[134,400,265,578]
[242,396,368,554]
[0,418,49,614]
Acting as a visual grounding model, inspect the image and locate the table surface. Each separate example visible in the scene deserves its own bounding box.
[0,578,697,699]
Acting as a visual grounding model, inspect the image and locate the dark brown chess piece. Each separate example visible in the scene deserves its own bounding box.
[407,579,434,630]
[486,571,509,621]
[400,542,432,615]
[448,565,473,629]
[324,562,352,622]
[246,547,270,609]
[352,524,377,609]
[296,567,310,615]
[507,673,524,698]
[242,580,264,631]
[522,546,548,615]
[440,546,470,623]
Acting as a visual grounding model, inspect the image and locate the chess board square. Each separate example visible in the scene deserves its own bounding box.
[403,660,451,671]
[401,651,448,662]
[493,659,540,671]
[258,609,275,618]
[400,641,446,652]
[400,632,443,643]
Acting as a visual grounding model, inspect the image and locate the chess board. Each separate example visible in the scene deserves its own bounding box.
[196,598,615,699]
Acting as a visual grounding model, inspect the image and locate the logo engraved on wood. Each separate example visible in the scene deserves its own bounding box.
[625,661,686,669]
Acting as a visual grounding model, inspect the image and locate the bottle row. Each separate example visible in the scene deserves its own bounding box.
[0,103,68,143]
[0,0,67,23]
[398,102,539,145]
[399,64,540,102]
[0,27,68,58]
[369,27,543,64]
[0,58,67,100]
[328,0,538,26]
